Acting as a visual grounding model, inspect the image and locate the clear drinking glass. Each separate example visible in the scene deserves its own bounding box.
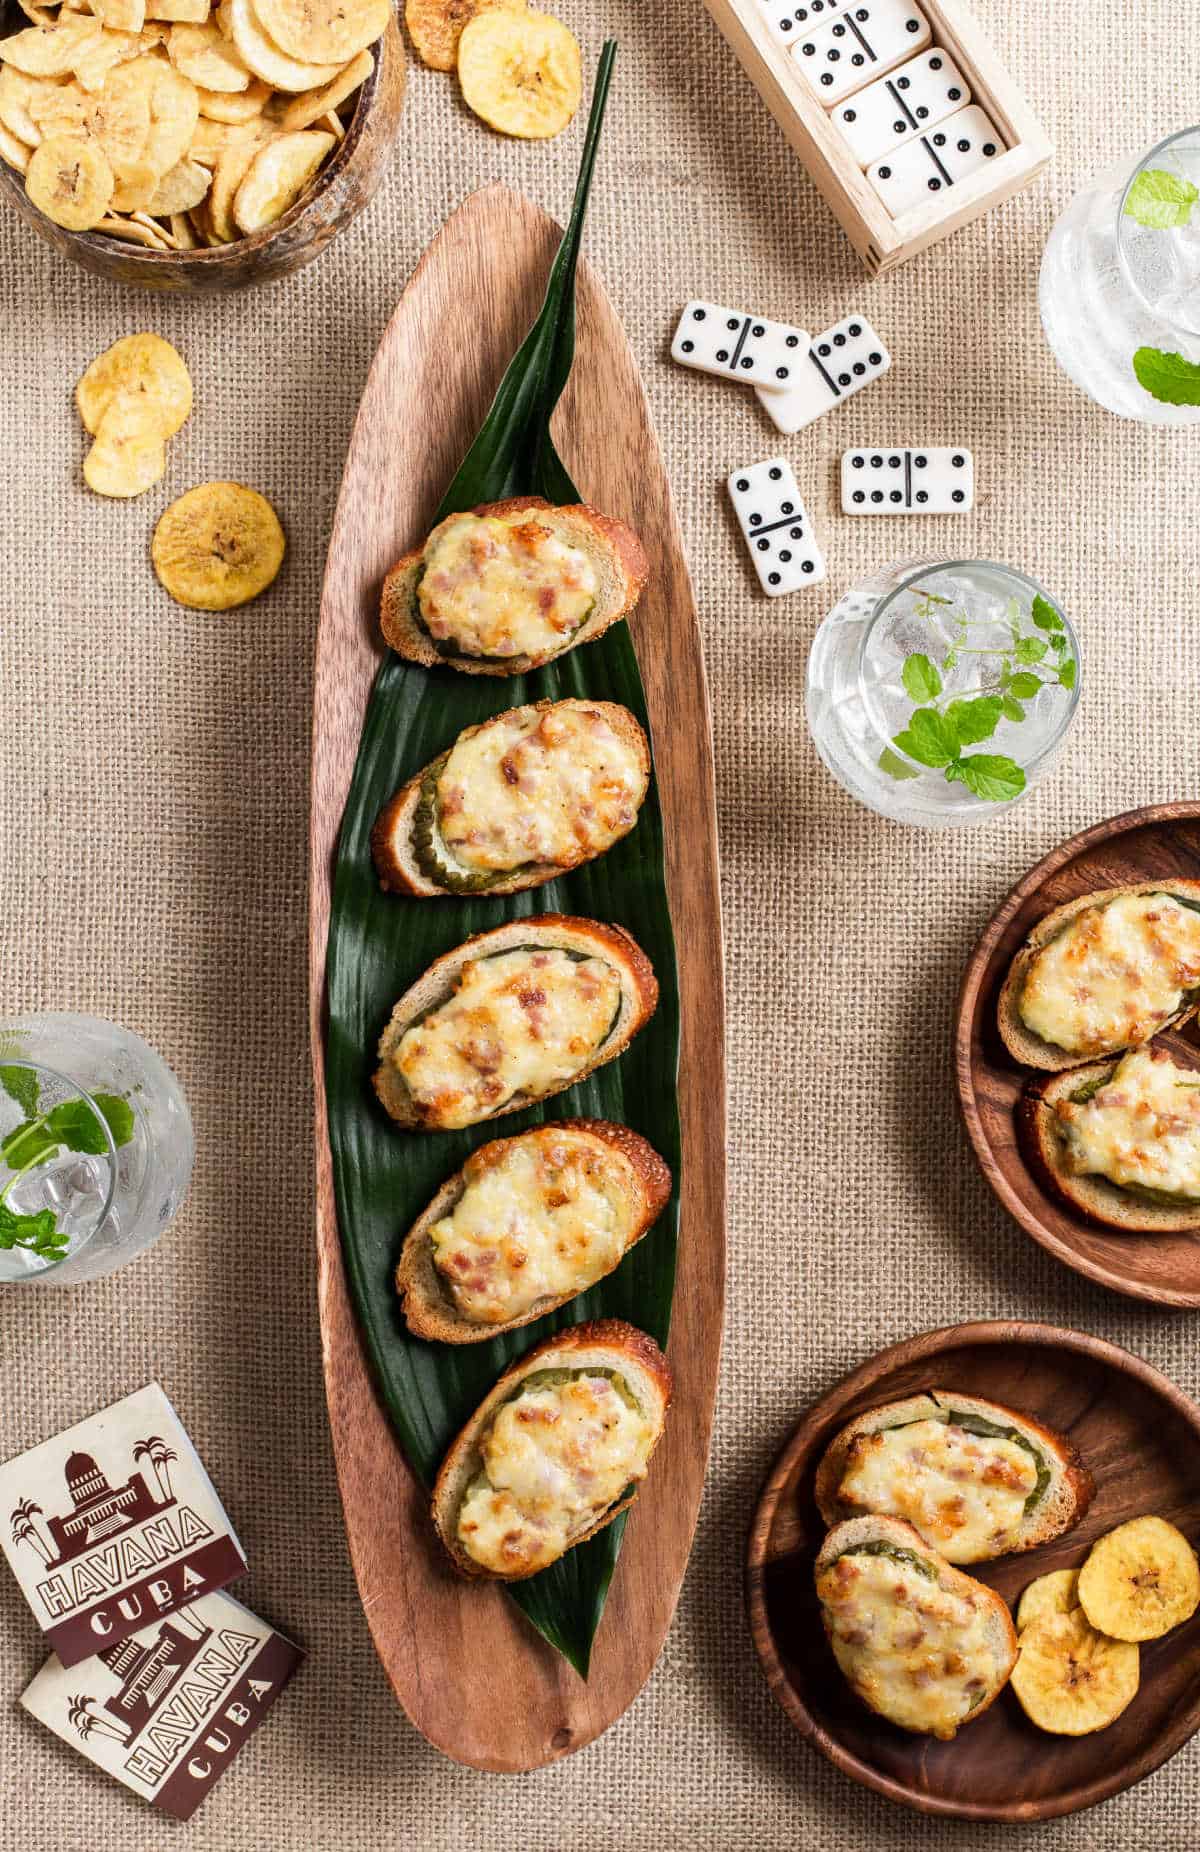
[0,1014,194,1285]
[1040,127,1200,423]
[805,559,1080,828]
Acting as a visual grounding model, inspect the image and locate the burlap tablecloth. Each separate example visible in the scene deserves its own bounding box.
[3,0,1200,1842]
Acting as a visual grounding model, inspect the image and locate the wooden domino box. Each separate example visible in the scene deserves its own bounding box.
[700,0,1052,275]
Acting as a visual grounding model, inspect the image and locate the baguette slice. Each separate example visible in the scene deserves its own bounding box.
[815,1515,1018,1739]
[380,496,648,677]
[370,698,651,899]
[997,881,1200,1070]
[814,1389,1094,1561]
[395,1119,672,1342]
[431,1317,672,1580]
[373,913,658,1131]
[1019,1053,1200,1233]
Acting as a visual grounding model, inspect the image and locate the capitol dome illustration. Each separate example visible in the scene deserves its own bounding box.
[64,1452,111,1508]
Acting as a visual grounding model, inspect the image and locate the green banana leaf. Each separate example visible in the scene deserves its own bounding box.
[323,43,681,1678]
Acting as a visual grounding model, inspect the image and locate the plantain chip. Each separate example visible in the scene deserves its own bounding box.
[109,151,160,207]
[76,330,193,437]
[145,149,207,207]
[1016,1567,1080,1633]
[30,75,151,177]
[25,129,113,224]
[0,119,32,170]
[205,129,256,235]
[94,207,172,243]
[15,0,58,23]
[277,44,368,127]
[252,0,388,67]
[1077,1516,1200,1643]
[225,0,339,90]
[188,107,258,162]
[83,394,167,496]
[197,71,268,118]
[0,67,45,146]
[0,18,103,78]
[456,6,580,139]
[146,0,210,18]
[168,18,253,89]
[93,0,146,31]
[1010,1606,1139,1736]
[168,203,196,241]
[404,0,522,73]
[152,481,285,609]
[73,29,158,94]
[231,123,329,230]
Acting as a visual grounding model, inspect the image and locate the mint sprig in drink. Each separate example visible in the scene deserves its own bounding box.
[806,560,1080,828]
[1041,127,1200,421]
[0,1015,194,1285]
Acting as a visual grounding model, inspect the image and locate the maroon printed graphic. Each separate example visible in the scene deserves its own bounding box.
[23,1591,304,1822]
[2,1388,246,1668]
[10,1436,176,1569]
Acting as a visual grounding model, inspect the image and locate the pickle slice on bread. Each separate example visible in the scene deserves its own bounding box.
[815,1516,1018,1740]
[370,698,650,898]
[814,1390,1093,1563]
[395,1120,671,1342]
[431,1318,671,1579]
[380,496,648,677]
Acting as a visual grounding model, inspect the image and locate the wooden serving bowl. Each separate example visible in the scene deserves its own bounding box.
[956,803,1200,1306]
[0,0,404,291]
[747,1320,1200,1822]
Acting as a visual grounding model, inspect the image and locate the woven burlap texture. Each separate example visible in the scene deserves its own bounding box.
[3,0,1200,1844]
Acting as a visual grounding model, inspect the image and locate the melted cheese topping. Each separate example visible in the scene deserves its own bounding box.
[1056,1045,1200,1198]
[417,510,597,659]
[437,704,646,876]
[393,948,620,1131]
[1020,893,1200,1056]
[817,1548,1006,1739]
[430,1130,635,1324]
[837,1420,1038,1564]
[456,1372,654,1575]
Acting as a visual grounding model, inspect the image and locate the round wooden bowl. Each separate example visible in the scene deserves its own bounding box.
[746,1319,1200,1822]
[0,1,404,291]
[955,803,1200,1306]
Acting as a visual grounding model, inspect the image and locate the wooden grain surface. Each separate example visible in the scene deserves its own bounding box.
[0,1,405,291]
[308,185,726,1771]
[956,803,1200,1306]
[746,1320,1200,1821]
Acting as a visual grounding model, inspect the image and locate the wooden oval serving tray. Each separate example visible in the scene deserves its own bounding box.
[746,1320,1200,1821]
[308,186,725,1770]
[956,803,1200,1306]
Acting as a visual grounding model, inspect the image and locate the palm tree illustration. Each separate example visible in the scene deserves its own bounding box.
[133,1436,178,1503]
[10,1499,52,1565]
[68,1696,129,1745]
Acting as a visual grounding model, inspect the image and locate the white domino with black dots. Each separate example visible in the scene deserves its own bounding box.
[866,104,1005,212]
[755,0,846,50]
[841,446,974,513]
[753,313,890,435]
[728,459,826,595]
[831,48,971,167]
[671,300,810,393]
[791,0,931,107]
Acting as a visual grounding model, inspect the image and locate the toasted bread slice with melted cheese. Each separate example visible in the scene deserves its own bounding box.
[431,1318,671,1580]
[380,496,648,677]
[373,914,658,1132]
[396,1119,672,1342]
[371,699,651,899]
[997,882,1200,1071]
[815,1516,1018,1740]
[1019,1044,1200,1233]
[814,1390,1094,1564]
